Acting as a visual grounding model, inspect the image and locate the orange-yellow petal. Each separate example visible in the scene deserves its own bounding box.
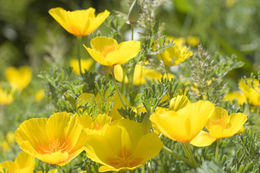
[190,131,216,147]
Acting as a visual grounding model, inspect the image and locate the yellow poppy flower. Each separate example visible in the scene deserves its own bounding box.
[190,107,247,147]
[15,112,88,166]
[0,152,35,173]
[114,64,174,85]
[239,79,260,106]
[150,95,215,143]
[34,89,45,102]
[85,119,163,172]
[70,59,93,75]
[0,86,13,105]
[5,66,32,91]
[224,91,247,105]
[77,92,128,120]
[157,37,193,66]
[49,7,110,37]
[84,37,141,66]
[77,113,112,136]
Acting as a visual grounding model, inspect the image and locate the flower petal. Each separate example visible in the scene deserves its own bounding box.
[190,131,216,147]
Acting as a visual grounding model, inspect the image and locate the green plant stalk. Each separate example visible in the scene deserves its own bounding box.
[142,165,145,173]
[131,24,134,40]
[182,143,199,168]
[77,36,83,76]
[163,145,195,167]
[215,139,219,161]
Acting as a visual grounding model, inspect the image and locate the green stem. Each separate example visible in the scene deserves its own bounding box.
[163,145,195,167]
[182,143,199,168]
[131,24,134,40]
[215,140,219,161]
[142,165,145,173]
[77,36,83,76]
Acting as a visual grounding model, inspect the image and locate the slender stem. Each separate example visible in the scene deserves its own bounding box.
[77,36,83,76]
[215,140,219,161]
[142,165,145,173]
[112,66,127,108]
[182,143,199,168]
[163,145,195,167]
[131,24,134,40]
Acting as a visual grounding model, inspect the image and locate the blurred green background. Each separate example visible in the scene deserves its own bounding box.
[0,0,259,77]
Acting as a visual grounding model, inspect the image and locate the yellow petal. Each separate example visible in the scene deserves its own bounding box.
[239,79,260,106]
[169,95,190,111]
[134,133,163,160]
[106,41,140,65]
[16,118,49,153]
[220,113,247,138]
[70,59,93,75]
[46,112,71,141]
[114,65,129,83]
[36,151,69,166]
[206,107,229,130]
[224,91,247,105]
[0,87,13,105]
[15,152,35,172]
[84,45,108,66]
[190,131,216,147]
[0,161,15,173]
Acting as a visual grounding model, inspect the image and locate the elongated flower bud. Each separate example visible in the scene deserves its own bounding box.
[127,0,141,24]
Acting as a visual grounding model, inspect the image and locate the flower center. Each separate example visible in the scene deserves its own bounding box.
[106,147,142,168]
[37,139,71,154]
[103,46,116,57]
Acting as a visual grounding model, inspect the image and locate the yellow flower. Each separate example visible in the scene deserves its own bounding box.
[0,86,13,105]
[5,66,32,91]
[85,119,163,172]
[186,36,200,47]
[150,95,215,143]
[157,37,193,66]
[84,37,141,66]
[114,64,174,85]
[239,79,260,106]
[190,107,247,147]
[70,59,93,75]
[34,89,45,102]
[77,92,128,120]
[224,91,247,105]
[49,7,110,37]
[15,112,88,166]
[77,113,112,136]
[0,152,35,173]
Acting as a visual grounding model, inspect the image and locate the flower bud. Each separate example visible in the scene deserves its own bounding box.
[127,0,141,24]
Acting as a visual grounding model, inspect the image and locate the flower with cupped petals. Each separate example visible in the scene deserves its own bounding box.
[15,112,88,166]
[156,37,193,66]
[114,64,174,85]
[49,7,110,37]
[239,78,260,106]
[190,107,247,147]
[0,152,35,173]
[150,95,215,143]
[84,37,141,66]
[5,66,32,91]
[85,119,163,172]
